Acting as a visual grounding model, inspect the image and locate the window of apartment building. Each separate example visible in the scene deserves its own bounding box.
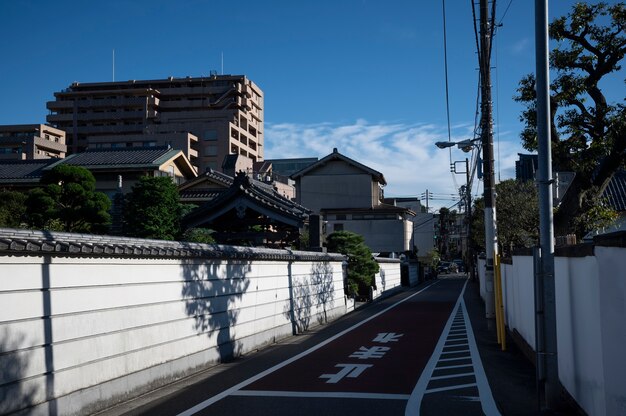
[334,223,344,232]
[204,145,217,156]
[111,143,125,148]
[231,144,238,154]
[203,130,217,141]
[336,214,347,220]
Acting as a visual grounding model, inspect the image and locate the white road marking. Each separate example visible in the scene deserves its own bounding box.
[430,372,475,381]
[230,390,411,400]
[425,382,478,394]
[405,279,502,416]
[319,363,373,383]
[177,280,441,416]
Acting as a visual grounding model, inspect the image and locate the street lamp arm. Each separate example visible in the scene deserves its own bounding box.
[435,141,456,149]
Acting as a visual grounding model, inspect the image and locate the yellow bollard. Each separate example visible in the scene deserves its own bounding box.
[494,254,507,351]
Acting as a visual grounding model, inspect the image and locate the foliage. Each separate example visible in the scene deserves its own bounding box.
[326,230,379,298]
[0,190,27,228]
[471,179,540,256]
[181,228,216,244]
[573,197,618,234]
[123,176,181,240]
[24,165,111,233]
[515,2,626,237]
[425,249,440,271]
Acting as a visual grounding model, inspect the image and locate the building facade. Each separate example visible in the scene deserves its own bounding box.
[0,124,67,160]
[291,149,415,255]
[47,75,264,174]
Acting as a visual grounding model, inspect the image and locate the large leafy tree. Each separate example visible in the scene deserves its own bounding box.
[471,179,540,256]
[123,176,181,240]
[326,230,379,298]
[25,165,111,233]
[515,2,625,237]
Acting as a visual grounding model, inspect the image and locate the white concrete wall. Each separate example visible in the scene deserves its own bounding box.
[497,245,626,416]
[340,218,409,253]
[408,262,419,287]
[594,246,626,416]
[0,248,347,415]
[372,259,402,300]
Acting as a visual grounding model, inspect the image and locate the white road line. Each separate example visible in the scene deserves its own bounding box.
[405,279,502,416]
[461,293,501,416]
[438,356,471,362]
[430,372,475,381]
[230,390,411,400]
[177,280,441,416]
[434,363,474,370]
[425,383,478,394]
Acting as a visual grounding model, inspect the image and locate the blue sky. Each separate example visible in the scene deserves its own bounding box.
[1,1,623,210]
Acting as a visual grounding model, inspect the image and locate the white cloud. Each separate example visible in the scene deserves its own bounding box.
[265,119,528,211]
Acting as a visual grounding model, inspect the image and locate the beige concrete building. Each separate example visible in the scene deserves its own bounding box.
[46,75,263,174]
[0,124,67,160]
[291,149,415,255]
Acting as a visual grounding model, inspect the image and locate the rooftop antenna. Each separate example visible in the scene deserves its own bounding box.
[112,49,115,82]
[221,52,224,75]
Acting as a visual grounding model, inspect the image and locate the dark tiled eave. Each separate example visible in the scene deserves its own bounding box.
[0,228,343,261]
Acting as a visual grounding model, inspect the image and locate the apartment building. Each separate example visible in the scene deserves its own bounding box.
[0,124,67,160]
[46,75,264,174]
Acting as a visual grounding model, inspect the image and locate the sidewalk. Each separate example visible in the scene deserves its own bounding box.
[463,278,578,416]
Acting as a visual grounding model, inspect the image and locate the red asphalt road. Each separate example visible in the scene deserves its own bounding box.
[241,288,458,396]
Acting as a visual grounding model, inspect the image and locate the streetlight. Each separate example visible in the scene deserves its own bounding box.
[435,138,480,153]
[435,138,497,322]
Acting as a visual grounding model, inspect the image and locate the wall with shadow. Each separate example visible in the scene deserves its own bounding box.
[0,229,348,415]
[181,259,252,363]
[284,261,340,334]
[0,328,39,414]
[372,259,402,300]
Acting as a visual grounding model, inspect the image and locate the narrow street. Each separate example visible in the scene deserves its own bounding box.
[101,275,539,416]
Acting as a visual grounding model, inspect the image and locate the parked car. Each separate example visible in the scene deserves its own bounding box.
[437,262,451,274]
[452,259,465,273]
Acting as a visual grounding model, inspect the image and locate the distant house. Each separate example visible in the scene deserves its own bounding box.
[291,148,415,255]
[46,146,197,198]
[178,168,234,205]
[385,197,435,256]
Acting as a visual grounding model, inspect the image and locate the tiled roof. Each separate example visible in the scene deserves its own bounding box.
[179,169,233,192]
[290,148,386,185]
[184,173,310,228]
[0,159,57,182]
[0,228,344,261]
[58,146,180,168]
[179,189,227,200]
[603,170,626,212]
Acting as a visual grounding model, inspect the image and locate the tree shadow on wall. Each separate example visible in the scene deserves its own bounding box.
[284,264,313,334]
[311,261,335,325]
[379,267,386,293]
[0,328,39,415]
[284,261,336,335]
[181,258,251,363]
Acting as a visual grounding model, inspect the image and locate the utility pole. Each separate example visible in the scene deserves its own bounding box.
[535,0,559,409]
[479,0,498,322]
